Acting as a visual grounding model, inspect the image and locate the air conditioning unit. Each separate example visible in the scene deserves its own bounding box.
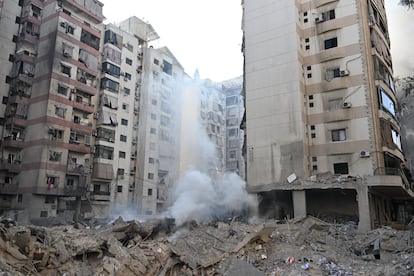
[342,102,352,109]
[340,69,350,77]
[93,112,99,119]
[360,150,370,158]
[108,138,114,142]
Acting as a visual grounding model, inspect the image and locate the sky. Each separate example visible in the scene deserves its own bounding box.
[100,1,413,82]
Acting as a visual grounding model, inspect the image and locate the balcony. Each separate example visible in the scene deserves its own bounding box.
[0,183,18,195]
[67,163,89,175]
[372,167,414,196]
[0,160,22,173]
[2,136,25,149]
[90,190,110,201]
[64,186,87,197]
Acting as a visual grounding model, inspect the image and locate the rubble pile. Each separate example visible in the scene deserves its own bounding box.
[0,216,414,275]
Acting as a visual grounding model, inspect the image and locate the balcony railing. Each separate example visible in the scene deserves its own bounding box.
[374,167,413,191]
[0,183,19,194]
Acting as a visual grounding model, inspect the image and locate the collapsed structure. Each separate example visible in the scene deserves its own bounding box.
[242,0,414,230]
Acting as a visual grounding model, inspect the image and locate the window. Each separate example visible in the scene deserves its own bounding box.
[151,114,157,120]
[312,165,318,171]
[229,150,237,159]
[305,45,310,50]
[58,85,68,96]
[324,37,338,49]
[102,62,121,77]
[119,151,126,158]
[152,99,157,105]
[17,194,22,203]
[307,73,312,78]
[328,9,335,20]
[334,163,349,174]
[149,157,154,164]
[312,156,317,162]
[117,186,123,193]
[311,133,316,138]
[55,106,66,118]
[40,211,48,218]
[45,196,55,204]
[310,125,315,130]
[325,68,341,80]
[120,135,127,142]
[309,102,314,108]
[121,119,128,126]
[123,87,130,95]
[306,66,311,71]
[391,129,402,150]
[150,128,156,134]
[305,38,310,43]
[46,176,58,189]
[379,89,396,116]
[101,78,120,93]
[331,129,346,141]
[2,96,8,104]
[49,151,62,161]
[148,188,153,196]
[124,73,131,80]
[154,59,159,65]
[148,173,154,179]
[117,168,124,175]
[61,64,71,76]
[122,103,128,111]
[228,128,238,137]
[125,58,132,65]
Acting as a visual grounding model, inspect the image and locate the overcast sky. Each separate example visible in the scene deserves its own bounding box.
[100,1,413,82]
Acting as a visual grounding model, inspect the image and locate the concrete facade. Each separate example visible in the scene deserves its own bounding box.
[242,0,413,230]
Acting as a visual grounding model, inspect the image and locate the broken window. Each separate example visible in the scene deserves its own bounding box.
[81,29,100,50]
[78,49,99,70]
[333,163,349,175]
[61,64,71,77]
[49,151,62,162]
[58,84,69,96]
[62,42,74,58]
[54,106,66,118]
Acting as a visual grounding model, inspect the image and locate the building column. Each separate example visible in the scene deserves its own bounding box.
[293,190,306,218]
[357,186,371,231]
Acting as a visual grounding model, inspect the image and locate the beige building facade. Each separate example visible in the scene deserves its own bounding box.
[243,0,413,230]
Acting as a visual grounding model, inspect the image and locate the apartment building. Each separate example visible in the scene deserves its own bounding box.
[0,0,104,222]
[222,76,245,179]
[123,44,187,216]
[242,0,413,230]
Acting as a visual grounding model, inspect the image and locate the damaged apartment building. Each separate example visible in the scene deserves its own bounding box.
[242,0,413,230]
[0,0,188,222]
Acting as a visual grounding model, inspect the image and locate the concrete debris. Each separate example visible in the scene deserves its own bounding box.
[0,216,414,275]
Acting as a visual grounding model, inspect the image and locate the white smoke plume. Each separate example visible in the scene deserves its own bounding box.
[164,78,257,226]
[166,170,256,226]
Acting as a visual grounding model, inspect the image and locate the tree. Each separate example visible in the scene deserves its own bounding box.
[400,0,414,9]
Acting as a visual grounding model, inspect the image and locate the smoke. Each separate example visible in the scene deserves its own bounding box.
[164,79,257,226]
[166,169,256,226]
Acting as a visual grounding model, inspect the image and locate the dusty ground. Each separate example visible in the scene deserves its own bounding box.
[0,216,413,275]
